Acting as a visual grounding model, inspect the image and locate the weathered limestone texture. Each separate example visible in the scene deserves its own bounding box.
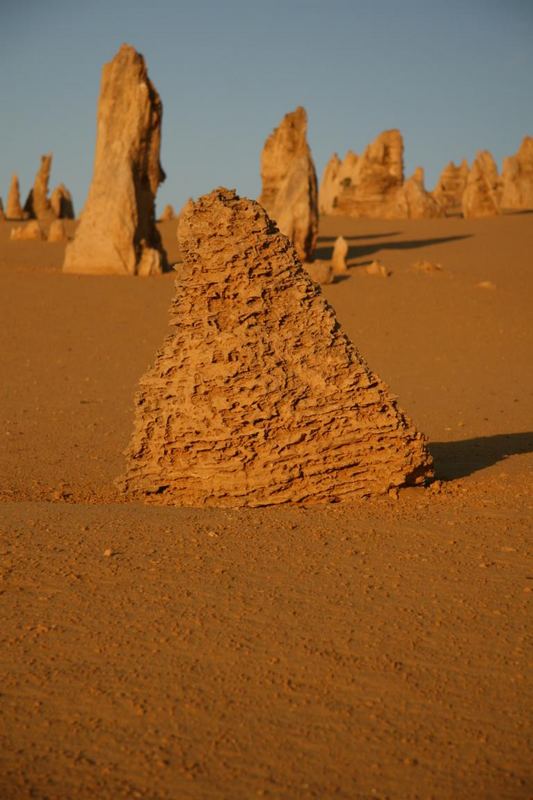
[10,221,44,241]
[63,43,167,275]
[258,106,318,262]
[462,151,501,219]
[119,188,432,507]
[433,160,469,213]
[47,219,68,242]
[501,136,533,209]
[50,184,75,219]
[334,130,404,218]
[331,235,348,274]
[24,154,54,220]
[322,134,444,219]
[394,167,443,219]
[6,174,25,219]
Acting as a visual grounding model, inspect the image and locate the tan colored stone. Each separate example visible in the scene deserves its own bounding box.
[319,153,341,214]
[258,106,318,262]
[335,130,404,218]
[366,260,392,278]
[501,136,533,209]
[47,219,68,242]
[119,188,432,506]
[50,184,75,219]
[6,174,25,220]
[394,167,443,219]
[411,260,443,274]
[10,221,44,241]
[323,134,445,219]
[462,151,501,219]
[63,44,167,276]
[331,236,349,274]
[433,160,469,213]
[24,154,54,220]
[303,260,334,285]
[159,204,175,221]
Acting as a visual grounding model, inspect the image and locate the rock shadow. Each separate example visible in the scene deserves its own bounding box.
[429,432,533,480]
[317,232,401,244]
[314,234,472,263]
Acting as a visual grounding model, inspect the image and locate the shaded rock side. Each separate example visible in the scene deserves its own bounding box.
[501,136,533,209]
[24,154,54,220]
[0,197,4,221]
[63,43,167,275]
[433,160,469,213]
[6,174,25,219]
[462,151,501,219]
[258,106,318,262]
[50,184,75,219]
[119,187,433,507]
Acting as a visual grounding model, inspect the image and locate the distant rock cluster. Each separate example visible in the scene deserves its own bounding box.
[3,155,74,224]
[319,132,533,220]
[2,41,531,266]
[319,130,440,219]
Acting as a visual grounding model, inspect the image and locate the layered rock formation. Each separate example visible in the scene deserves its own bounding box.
[63,43,167,276]
[462,151,501,219]
[24,154,54,220]
[6,174,25,220]
[501,136,533,209]
[433,160,469,214]
[119,187,432,507]
[50,184,75,219]
[258,106,318,263]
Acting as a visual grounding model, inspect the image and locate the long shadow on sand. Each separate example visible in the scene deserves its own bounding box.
[315,234,472,262]
[317,232,401,244]
[429,432,533,480]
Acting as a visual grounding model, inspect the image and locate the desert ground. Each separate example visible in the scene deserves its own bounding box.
[0,211,531,798]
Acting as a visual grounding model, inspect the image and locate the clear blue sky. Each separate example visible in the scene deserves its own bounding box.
[1,0,532,215]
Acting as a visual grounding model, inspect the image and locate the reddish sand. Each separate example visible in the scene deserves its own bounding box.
[0,212,531,798]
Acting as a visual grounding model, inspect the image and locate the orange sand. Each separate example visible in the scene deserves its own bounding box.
[0,212,531,798]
